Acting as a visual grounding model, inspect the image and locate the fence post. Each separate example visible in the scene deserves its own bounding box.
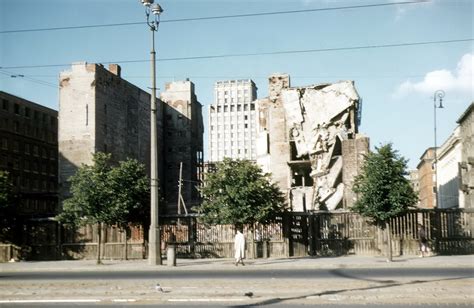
[283,213,290,258]
[188,217,196,258]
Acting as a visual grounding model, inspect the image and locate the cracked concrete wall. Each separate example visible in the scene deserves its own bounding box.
[256,75,368,211]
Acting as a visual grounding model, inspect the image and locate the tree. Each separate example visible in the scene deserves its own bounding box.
[0,170,16,243]
[351,143,418,261]
[57,153,150,263]
[108,159,150,259]
[0,170,13,211]
[196,158,286,227]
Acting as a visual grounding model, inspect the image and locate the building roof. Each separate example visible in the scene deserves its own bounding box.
[456,102,474,124]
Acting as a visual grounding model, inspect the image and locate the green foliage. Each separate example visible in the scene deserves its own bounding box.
[0,170,17,242]
[108,159,150,227]
[0,170,13,210]
[57,153,150,227]
[351,143,418,228]
[196,158,286,226]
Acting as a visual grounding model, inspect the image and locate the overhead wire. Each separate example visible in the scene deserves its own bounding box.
[0,70,58,89]
[0,1,430,34]
[1,38,471,70]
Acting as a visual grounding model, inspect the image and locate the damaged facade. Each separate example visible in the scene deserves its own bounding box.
[256,74,369,211]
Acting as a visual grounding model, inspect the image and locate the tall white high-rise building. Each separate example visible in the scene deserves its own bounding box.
[209,79,257,162]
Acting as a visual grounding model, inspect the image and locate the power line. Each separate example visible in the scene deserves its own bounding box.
[0,1,430,34]
[1,38,471,70]
[0,70,58,88]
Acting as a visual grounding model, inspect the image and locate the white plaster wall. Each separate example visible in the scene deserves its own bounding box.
[437,127,462,208]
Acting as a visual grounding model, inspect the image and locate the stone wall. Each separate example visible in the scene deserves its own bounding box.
[342,135,370,208]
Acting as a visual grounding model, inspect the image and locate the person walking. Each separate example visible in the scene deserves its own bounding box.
[418,224,429,257]
[234,228,246,266]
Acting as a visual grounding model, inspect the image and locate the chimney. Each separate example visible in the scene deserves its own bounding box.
[108,64,121,77]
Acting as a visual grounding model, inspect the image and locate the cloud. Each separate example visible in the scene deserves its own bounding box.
[394,53,474,98]
[391,0,433,21]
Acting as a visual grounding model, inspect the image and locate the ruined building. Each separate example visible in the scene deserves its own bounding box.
[209,79,258,162]
[256,74,369,211]
[160,80,204,214]
[59,63,153,202]
[58,63,203,214]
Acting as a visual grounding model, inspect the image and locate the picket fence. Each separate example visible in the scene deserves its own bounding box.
[1,209,473,262]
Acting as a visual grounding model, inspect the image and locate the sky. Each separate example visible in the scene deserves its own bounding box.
[1,0,473,169]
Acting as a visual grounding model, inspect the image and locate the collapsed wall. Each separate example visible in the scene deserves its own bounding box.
[256,74,368,211]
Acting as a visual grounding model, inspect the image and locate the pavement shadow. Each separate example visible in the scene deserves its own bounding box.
[228,276,469,307]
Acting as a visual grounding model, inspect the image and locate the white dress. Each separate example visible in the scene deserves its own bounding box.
[234,231,245,260]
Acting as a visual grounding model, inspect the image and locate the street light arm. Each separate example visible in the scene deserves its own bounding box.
[145,4,162,31]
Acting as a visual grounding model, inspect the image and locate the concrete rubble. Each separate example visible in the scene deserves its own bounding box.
[257,75,368,211]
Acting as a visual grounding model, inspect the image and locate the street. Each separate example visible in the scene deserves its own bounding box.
[1,256,473,307]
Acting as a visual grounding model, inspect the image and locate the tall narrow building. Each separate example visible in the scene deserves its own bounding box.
[209,80,257,162]
[160,80,204,214]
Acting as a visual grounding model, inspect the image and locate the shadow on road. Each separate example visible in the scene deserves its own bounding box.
[228,276,470,307]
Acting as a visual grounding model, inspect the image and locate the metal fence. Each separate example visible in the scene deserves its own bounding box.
[1,209,472,261]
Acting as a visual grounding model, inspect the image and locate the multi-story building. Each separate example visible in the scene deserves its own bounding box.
[59,62,153,202]
[58,62,203,214]
[0,91,58,218]
[437,127,462,208]
[416,148,436,208]
[457,102,474,208]
[160,80,204,214]
[409,170,421,206]
[209,79,257,162]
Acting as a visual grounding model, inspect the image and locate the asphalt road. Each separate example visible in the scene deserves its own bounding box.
[1,266,472,307]
[1,267,473,280]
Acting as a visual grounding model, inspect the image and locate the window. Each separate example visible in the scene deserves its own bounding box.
[2,99,8,111]
[25,143,30,154]
[14,103,20,115]
[251,103,255,110]
[1,138,8,150]
[25,107,31,118]
[14,121,20,133]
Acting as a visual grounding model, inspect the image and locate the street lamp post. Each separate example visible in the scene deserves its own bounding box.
[140,0,163,265]
[433,90,445,209]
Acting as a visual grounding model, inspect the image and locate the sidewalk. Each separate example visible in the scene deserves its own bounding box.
[1,254,473,272]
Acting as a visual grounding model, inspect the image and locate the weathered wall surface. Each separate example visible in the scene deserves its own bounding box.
[257,74,291,195]
[342,136,370,208]
[160,80,203,214]
[458,102,474,208]
[58,63,152,202]
[256,74,367,211]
